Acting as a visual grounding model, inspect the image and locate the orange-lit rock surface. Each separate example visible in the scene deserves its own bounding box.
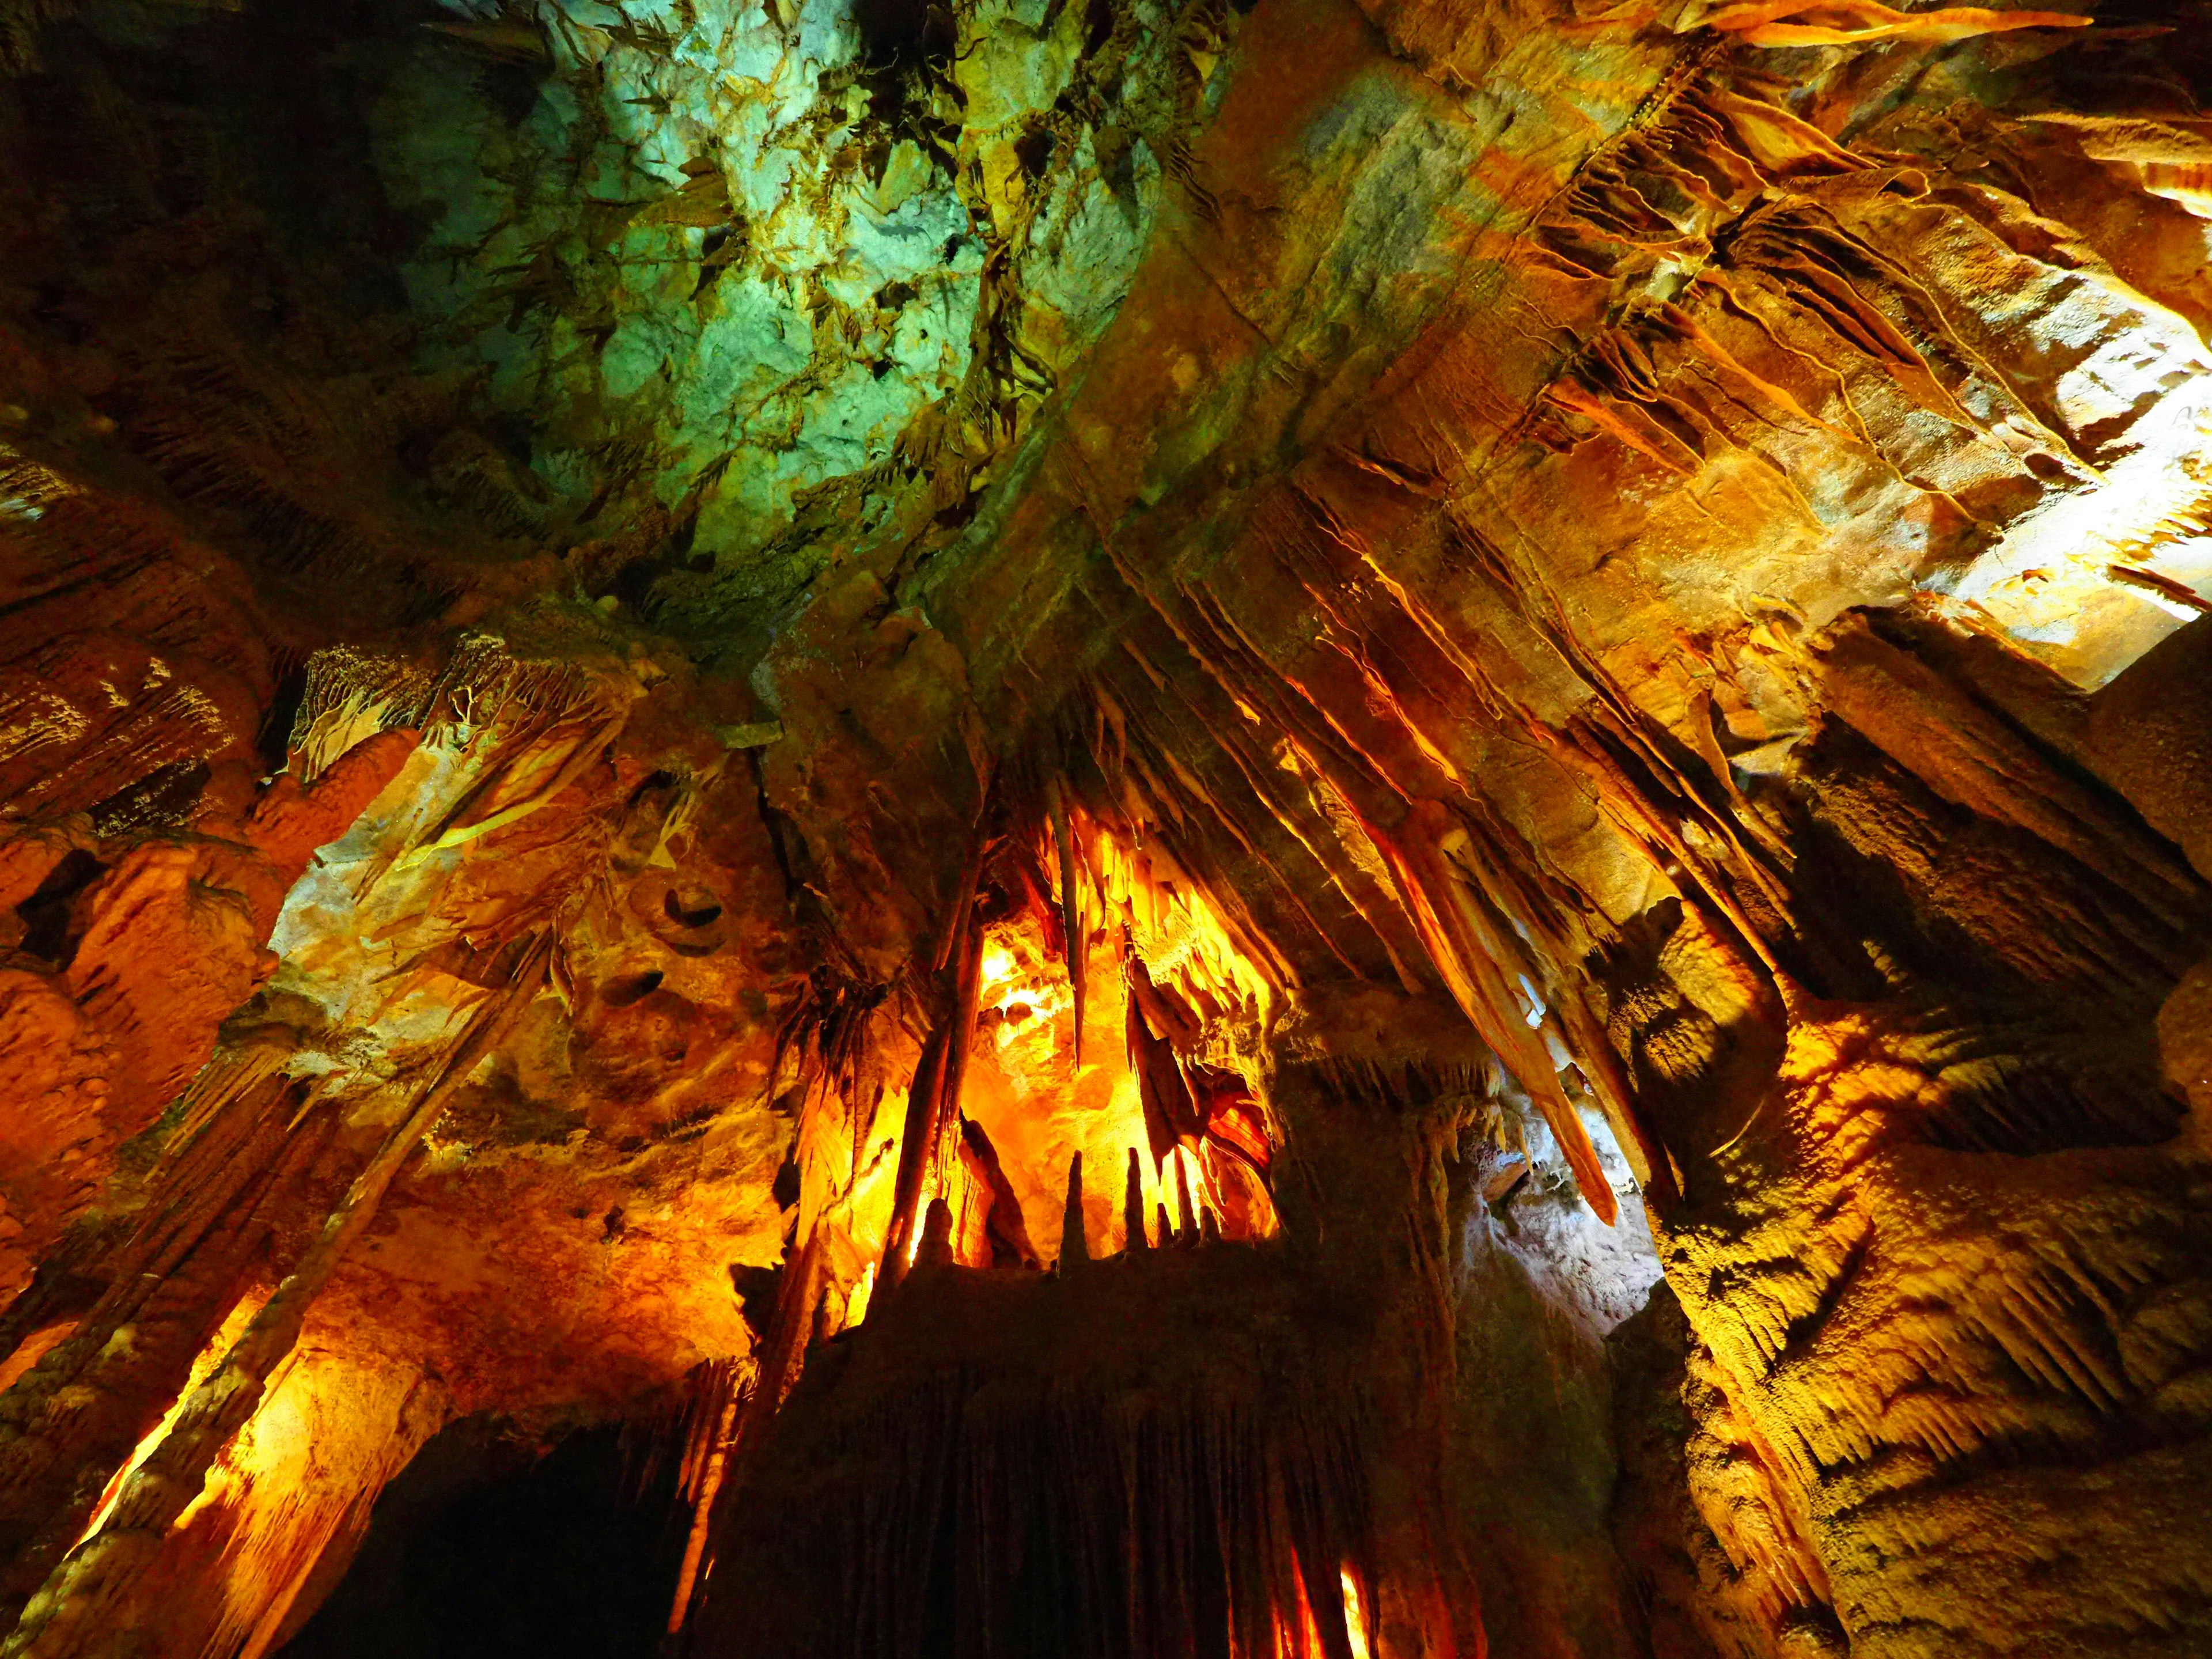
[0,0,2207,1654]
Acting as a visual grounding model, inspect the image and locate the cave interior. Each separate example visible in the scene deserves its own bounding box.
[0,0,2209,1653]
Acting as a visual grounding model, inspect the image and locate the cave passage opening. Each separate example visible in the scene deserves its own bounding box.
[278,1421,685,1659]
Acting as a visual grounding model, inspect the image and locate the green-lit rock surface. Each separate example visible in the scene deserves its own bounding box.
[377,0,1237,626]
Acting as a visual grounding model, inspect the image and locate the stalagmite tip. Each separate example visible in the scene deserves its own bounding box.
[917,1198,955,1268]
[1058,1150,1087,1272]
[1124,1146,1149,1253]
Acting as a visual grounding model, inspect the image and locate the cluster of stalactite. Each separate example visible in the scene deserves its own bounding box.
[865,5,2212,1651]
[693,1246,1390,1659]
[0,616,614,1656]
[0,590,1329,1657]
[0,377,802,1649]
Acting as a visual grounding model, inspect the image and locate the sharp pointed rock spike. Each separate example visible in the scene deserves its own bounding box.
[1125,1147,1149,1253]
[1175,1156,1198,1248]
[1059,1150,1088,1272]
[1048,778,1085,1069]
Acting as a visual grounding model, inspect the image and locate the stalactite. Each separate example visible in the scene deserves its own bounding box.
[1126,965,1199,1171]
[285,650,436,782]
[934,903,990,1198]
[958,1119,1041,1271]
[880,1024,952,1296]
[1047,778,1086,1067]
[696,1257,1382,1659]
[666,1362,745,1638]
[665,1234,828,1640]
[870,770,1017,1296]
[177,1347,446,1659]
[1703,0,2089,46]
[1359,802,1618,1224]
[0,1058,336,1623]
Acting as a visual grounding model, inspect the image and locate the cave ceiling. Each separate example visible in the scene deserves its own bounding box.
[0,0,2209,1654]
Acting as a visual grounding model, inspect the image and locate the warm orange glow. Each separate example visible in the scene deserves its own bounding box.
[79,1293,266,1545]
[0,1319,76,1396]
[956,823,1282,1263]
[844,1260,878,1327]
[819,813,1285,1294]
[959,902,1151,1259]
[1270,1556,1374,1659]
[68,1295,448,1659]
[978,922,1074,1048]
[1086,820,1274,1029]
[194,1344,446,1659]
[979,941,1020,989]
[1342,1567,1373,1659]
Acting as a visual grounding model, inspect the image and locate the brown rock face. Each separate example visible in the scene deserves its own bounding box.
[2091,616,2212,880]
[0,0,2208,1656]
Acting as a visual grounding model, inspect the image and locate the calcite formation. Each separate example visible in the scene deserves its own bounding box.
[0,0,2207,1654]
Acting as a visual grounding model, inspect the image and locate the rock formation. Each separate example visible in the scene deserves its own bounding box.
[0,0,2207,1653]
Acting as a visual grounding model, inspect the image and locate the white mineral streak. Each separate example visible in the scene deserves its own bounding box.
[1929,267,2212,686]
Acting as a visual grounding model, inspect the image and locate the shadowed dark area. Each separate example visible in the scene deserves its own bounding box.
[280,1422,684,1659]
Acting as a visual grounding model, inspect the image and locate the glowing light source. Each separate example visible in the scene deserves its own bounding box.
[979,942,1019,987]
[1275,1555,1375,1659]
